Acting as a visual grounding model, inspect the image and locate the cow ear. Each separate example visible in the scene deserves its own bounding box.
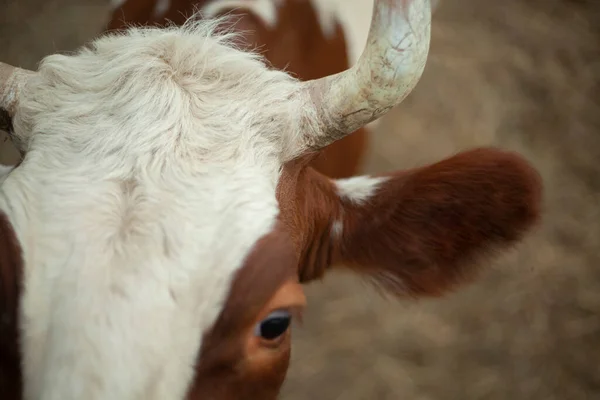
[326,147,542,297]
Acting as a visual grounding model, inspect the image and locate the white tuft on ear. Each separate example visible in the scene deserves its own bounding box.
[335,175,388,204]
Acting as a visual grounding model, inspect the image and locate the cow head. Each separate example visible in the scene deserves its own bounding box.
[0,0,541,398]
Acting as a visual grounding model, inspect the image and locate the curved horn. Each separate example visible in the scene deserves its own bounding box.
[301,0,432,149]
[0,62,35,117]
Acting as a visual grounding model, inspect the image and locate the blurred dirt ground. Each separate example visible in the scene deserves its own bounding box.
[1,0,600,399]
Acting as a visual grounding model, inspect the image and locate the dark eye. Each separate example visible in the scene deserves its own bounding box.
[254,310,291,341]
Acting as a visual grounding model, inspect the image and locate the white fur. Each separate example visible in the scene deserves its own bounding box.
[0,164,14,181]
[331,175,389,238]
[335,175,388,204]
[1,19,318,400]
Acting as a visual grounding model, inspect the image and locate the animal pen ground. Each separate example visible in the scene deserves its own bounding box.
[1,0,599,398]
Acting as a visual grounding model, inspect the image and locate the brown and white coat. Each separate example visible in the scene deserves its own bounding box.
[0,0,541,399]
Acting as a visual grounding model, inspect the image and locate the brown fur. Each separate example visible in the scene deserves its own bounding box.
[190,225,298,399]
[277,148,542,295]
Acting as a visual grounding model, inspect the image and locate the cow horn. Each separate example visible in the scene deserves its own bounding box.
[300,0,432,149]
[0,62,35,117]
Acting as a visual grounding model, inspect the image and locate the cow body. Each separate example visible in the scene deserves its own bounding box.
[0,1,542,399]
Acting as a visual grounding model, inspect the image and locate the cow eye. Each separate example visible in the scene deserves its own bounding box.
[254,310,291,341]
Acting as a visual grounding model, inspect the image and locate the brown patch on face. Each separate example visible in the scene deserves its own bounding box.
[277,148,543,297]
[0,212,24,399]
[104,0,368,179]
[187,222,302,399]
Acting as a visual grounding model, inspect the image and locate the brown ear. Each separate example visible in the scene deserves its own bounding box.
[291,148,542,297]
[0,211,24,397]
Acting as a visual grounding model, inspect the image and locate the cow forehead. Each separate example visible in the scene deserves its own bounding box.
[13,18,310,167]
[7,157,284,318]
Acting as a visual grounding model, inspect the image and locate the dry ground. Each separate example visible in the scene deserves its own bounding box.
[1,0,600,399]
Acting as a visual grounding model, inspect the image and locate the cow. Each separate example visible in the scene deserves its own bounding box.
[0,0,542,398]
